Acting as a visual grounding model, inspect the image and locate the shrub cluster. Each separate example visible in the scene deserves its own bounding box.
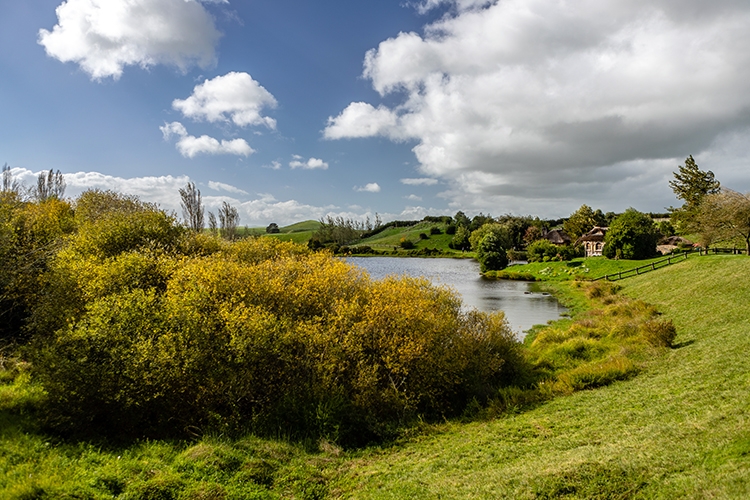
[18,193,526,445]
[527,240,582,262]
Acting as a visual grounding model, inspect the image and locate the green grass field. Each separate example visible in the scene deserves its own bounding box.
[1,255,748,498]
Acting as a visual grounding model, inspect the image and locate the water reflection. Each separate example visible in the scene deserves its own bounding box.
[346,257,566,338]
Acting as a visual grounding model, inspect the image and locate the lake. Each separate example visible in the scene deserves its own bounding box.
[346,257,566,339]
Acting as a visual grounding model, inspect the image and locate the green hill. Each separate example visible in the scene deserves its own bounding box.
[357,221,464,255]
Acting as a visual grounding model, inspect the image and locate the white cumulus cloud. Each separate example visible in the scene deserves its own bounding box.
[324,102,402,140]
[326,0,750,216]
[172,72,278,128]
[38,0,222,80]
[289,157,329,170]
[354,183,381,193]
[160,121,254,158]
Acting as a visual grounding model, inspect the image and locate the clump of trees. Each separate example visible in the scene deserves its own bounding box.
[603,209,659,260]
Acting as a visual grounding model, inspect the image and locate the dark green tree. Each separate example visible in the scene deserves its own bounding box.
[266,222,280,234]
[449,225,471,250]
[668,155,720,232]
[603,209,659,260]
[453,211,471,229]
[476,233,508,272]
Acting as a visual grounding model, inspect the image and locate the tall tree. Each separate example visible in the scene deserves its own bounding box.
[697,189,750,254]
[2,164,21,195]
[563,204,604,241]
[218,202,240,240]
[179,182,204,232]
[207,212,218,236]
[669,155,720,232]
[34,169,66,202]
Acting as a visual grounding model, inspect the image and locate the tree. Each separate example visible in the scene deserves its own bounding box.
[469,223,512,252]
[603,209,659,260]
[2,164,21,196]
[179,182,204,232]
[449,225,470,251]
[523,226,543,246]
[34,169,66,202]
[453,211,471,229]
[218,202,240,240]
[469,213,494,231]
[563,204,605,241]
[207,212,218,236]
[697,189,750,254]
[476,233,508,272]
[266,222,280,234]
[668,155,720,232]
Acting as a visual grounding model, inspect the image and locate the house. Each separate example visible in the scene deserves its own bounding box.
[657,235,693,255]
[576,226,608,257]
[542,229,571,245]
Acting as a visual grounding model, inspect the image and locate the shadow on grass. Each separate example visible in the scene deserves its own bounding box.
[671,339,696,349]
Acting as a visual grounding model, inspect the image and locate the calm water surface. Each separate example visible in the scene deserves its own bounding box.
[346,257,567,338]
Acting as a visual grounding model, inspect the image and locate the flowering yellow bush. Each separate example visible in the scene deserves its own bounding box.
[31,215,525,443]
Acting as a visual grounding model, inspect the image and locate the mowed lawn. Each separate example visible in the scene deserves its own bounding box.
[329,255,750,498]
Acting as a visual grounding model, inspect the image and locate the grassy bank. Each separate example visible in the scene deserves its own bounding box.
[328,255,750,497]
[1,255,748,498]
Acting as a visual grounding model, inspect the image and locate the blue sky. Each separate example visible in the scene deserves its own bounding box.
[2,0,750,226]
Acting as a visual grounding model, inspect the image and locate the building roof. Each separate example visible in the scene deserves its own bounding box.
[576,226,608,244]
[543,229,571,245]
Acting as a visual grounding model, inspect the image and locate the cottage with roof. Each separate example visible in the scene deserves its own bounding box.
[576,226,608,257]
[542,228,571,246]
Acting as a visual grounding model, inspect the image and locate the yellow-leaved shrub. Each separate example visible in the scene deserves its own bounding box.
[31,223,526,444]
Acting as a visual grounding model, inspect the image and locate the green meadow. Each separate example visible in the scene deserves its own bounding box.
[1,253,748,498]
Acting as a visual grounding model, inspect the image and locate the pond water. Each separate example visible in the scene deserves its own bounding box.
[346,257,567,339]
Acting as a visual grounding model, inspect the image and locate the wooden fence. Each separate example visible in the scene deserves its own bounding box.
[593,247,747,282]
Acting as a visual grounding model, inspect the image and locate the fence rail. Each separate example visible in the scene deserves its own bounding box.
[593,247,747,282]
[594,252,690,281]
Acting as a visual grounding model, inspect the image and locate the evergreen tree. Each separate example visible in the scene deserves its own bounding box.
[668,155,720,232]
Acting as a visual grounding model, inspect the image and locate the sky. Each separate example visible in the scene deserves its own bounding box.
[2,0,750,226]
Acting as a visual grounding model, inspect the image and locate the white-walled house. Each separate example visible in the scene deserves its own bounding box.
[576,227,608,257]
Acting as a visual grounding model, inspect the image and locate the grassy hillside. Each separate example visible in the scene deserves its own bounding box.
[358,221,464,255]
[257,220,322,245]
[328,255,750,497]
[1,255,748,498]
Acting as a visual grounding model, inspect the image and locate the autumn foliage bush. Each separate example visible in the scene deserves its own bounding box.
[23,192,526,444]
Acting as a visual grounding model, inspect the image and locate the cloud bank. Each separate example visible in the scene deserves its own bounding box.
[39,0,222,80]
[326,0,750,214]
